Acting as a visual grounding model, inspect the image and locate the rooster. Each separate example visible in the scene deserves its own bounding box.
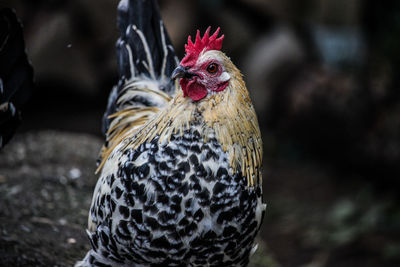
[77,0,265,266]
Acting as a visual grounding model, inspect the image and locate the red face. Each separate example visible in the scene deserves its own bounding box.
[172,56,230,101]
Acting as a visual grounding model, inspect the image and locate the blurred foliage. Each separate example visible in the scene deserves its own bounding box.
[306,188,397,247]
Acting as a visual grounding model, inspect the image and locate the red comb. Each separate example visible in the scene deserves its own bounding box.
[181,27,224,67]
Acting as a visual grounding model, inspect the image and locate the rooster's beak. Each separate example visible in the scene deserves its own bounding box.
[171,65,198,80]
[171,65,186,80]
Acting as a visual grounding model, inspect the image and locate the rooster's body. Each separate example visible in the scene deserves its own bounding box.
[78,0,265,266]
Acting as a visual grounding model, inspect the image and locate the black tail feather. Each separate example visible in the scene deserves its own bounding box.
[0,8,33,148]
[116,0,177,81]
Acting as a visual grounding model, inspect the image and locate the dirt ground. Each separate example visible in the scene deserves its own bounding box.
[0,131,100,266]
[0,131,399,266]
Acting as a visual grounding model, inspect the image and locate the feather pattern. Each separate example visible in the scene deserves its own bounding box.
[114,56,263,187]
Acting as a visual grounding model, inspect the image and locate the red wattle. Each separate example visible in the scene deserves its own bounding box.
[187,83,207,101]
[180,79,208,101]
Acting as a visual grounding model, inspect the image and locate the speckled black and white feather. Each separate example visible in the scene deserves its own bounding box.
[78,121,265,267]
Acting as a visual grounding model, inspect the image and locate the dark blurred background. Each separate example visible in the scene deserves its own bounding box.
[1,0,400,266]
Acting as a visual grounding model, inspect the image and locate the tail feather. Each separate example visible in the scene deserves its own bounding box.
[99,0,178,170]
[116,0,178,81]
[0,8,33,149]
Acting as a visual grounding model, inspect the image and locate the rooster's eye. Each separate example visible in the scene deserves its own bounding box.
[206,63,218,74]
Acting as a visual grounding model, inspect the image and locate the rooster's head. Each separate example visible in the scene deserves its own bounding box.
[172,27,234,101]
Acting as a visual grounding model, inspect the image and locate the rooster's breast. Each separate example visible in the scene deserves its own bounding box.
[89,125,263,266]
